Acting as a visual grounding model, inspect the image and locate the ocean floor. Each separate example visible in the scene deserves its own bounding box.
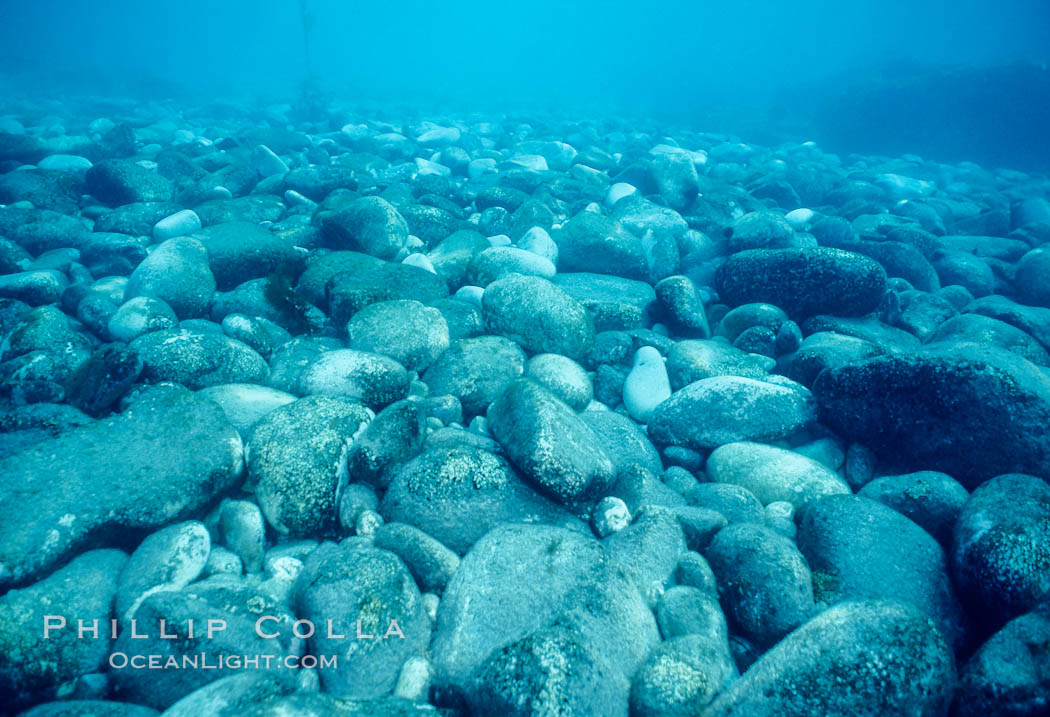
[0,96,1049,716]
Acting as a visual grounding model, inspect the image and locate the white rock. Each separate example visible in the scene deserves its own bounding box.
[571,164,603,182]
[284,189,314,207]
[487,234,512,247]
[518,226,558,264]
[454,285,484,308]
[468,158,498,179]
[107,296,178,342]
[340,123,371,141]
[416,126,461,147]
[623,346,672,423]
[394,656,432,702]
[507,154,548,172]
[785,208,815,228]
[592,496,631,537]
[37,154,93,171]
[251,144,289,177]
[605,182,638,207]
[403,252,437,274]
[219,500,266,573]
[415,157,451,176]
[421,592,440,621]
[153,209,202,242]
[877,173,935,199]
[355,509,383,537]
[203,186,233,200]
[196,383,297,436]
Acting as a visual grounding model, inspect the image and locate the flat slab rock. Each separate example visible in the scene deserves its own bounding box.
[0,384,243,588]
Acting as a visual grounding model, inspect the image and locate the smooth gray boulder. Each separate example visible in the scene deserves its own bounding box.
[702,601,956,717]
[648,376,816,451]
[431,524,659,712]
[797,494,969,652]
[814,344,1050,487]
[487,379,616,506]
[248,396,372,537]
[483,274,595,361]
[293,541,429,700]
[0,384,242,588]
[380,438,582,555]
[125,237,216,319]
[0,549,128,710]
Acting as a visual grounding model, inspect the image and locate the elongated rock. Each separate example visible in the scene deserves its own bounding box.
[702,601,956,716]
[0,384,243,588]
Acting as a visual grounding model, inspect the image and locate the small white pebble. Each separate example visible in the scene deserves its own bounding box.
[592,496,631,538]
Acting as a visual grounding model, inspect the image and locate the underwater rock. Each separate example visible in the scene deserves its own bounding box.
[248,396,371,536]
[346,397,427,489]
[951,473,1050,630]
[468,626,627,717]
[430,523,659,711]
[483,274,595,360]
[321,196,409,260]
[192,221,301,291]
[706,523,815,648]
[106,295,178,342]
[665,339,773,390]
[115,520,210,621]
[131,327,268,390]
[379,438,582,555]
[622,345,671,422]
[292,540,429,700]
[706,442,850,509]
[716,247,887,318]
[0,269,67,305]
[64,343,143,416]
[125,237,216,319]
[299,348,409,409]
[487,379,616,506]
[648,375,816,451]
[580,409,663,475]
[347,299,449,372]
[554,209,650,280]
[86,159,173,205]
[421,335,526,419]
[797,494,970,652]
[814,344,1050,486]
[857,471,968,547]
[0,549,127,711]
[110,583,293,709]
[554,272,657,332]
[373,522,460,595]
[702,600,956,716]
[152,209,201,242]
[524,352,592,411]
[0,384,241,588]
[954,605,1050,717]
